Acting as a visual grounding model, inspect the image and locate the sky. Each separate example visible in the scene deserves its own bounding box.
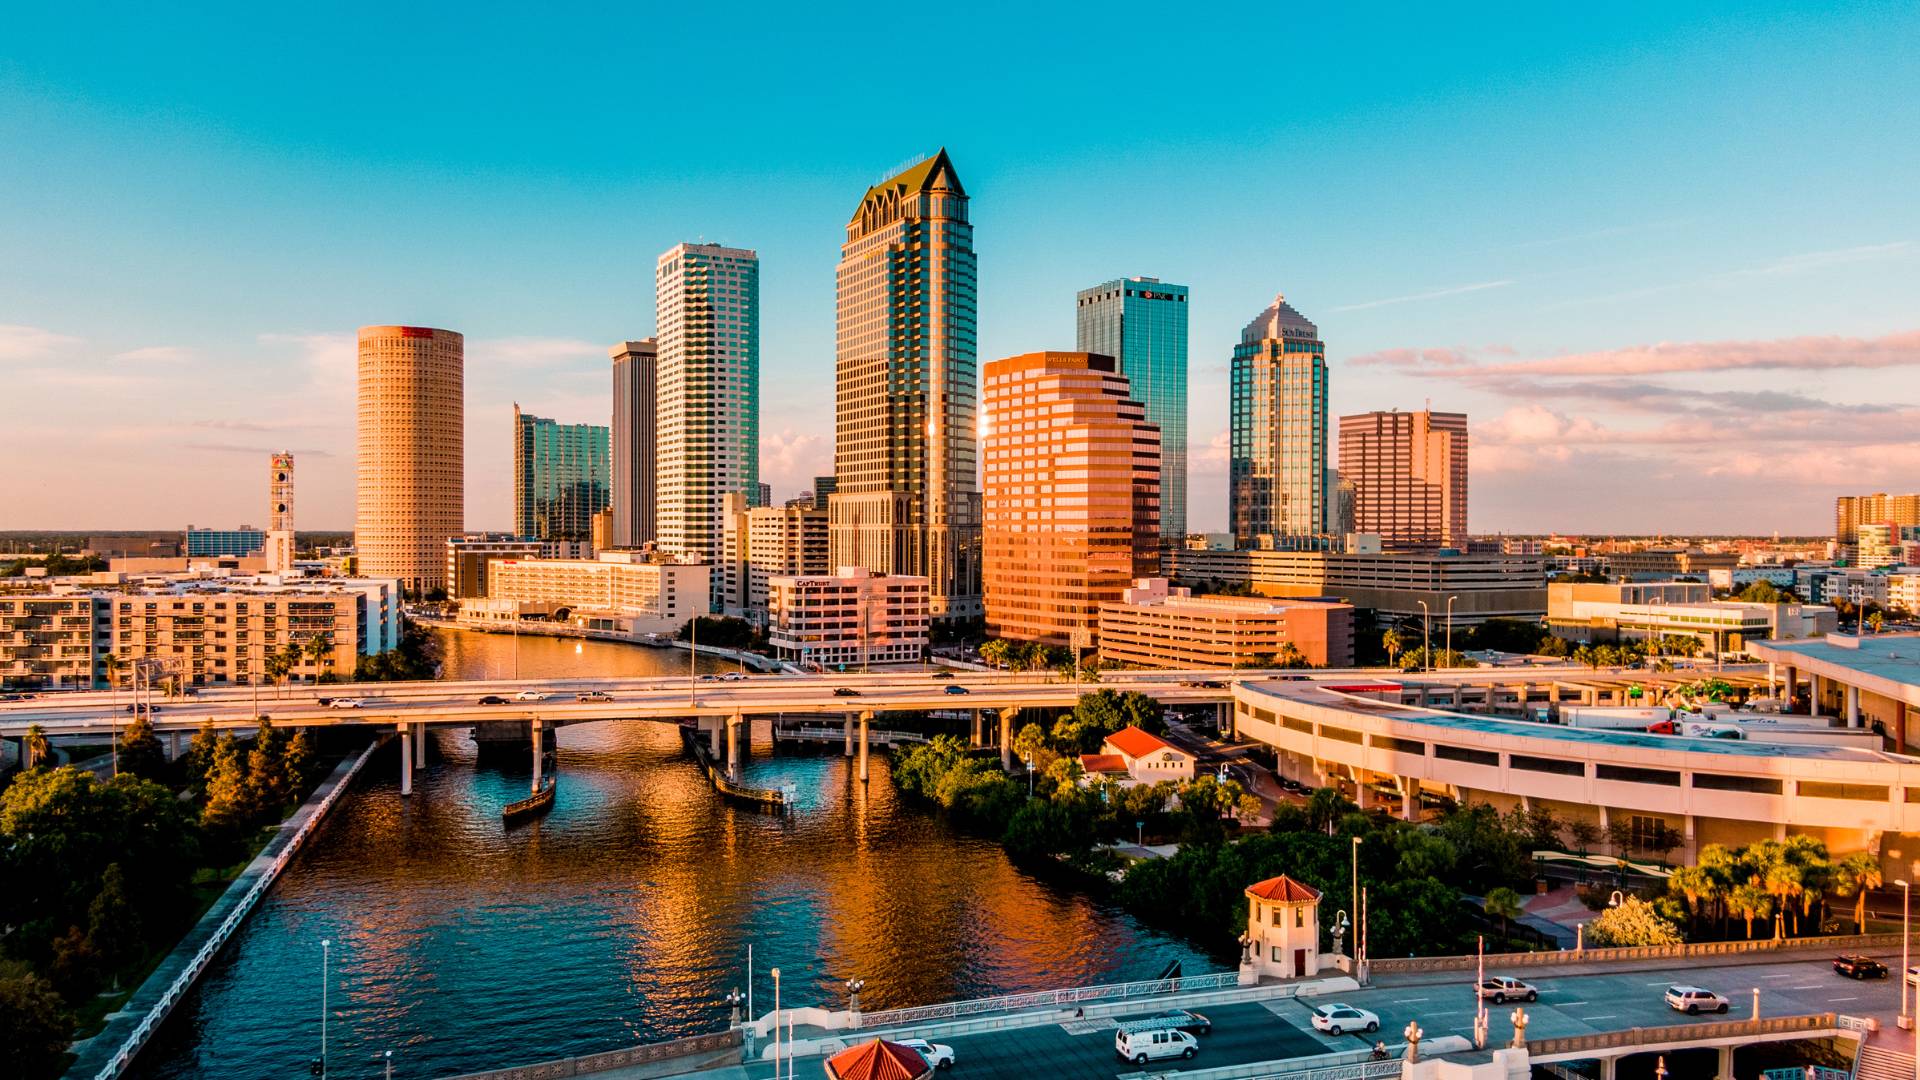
[3,2,1918,536]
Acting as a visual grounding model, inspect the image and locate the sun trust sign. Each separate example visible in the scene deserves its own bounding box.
[399,326,437,338]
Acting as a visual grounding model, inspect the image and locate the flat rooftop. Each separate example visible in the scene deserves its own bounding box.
[1752,634,1920,691]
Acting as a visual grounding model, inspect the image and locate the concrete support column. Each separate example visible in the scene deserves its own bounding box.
[1597,804,1610,832]
[728,712,744,778]
[1599,1056,1617,1080]
[1220,700,1233,739]
[709,716,723,758]
[858,711,871,783]
[415,722,428,768]
[1356,777,1375,811]
[531,718,544,791]
[1400,779,1419,822]
[971,708,983,747]
[1682,813,1698,864]
[1774,820,1787,841]
[843,713,854,757]
[1810,674,1823,719]
[1847,684,1861,728]
[1785,666,1798,711]
[1000,709,1013,771]
[1717,1044,1734,1079]
[1899,702,1908,755]
[399,723,413,797]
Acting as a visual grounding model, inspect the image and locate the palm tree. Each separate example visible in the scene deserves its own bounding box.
[1869,611,1886,634]
[1667,865,1720,935]
[1728,883,1773,939]
[1382,629,1404,668]
[1484,887,1523,943]
[305,631,335,683]
[979,639,1010,670]
[24,723,51,769]
[1832,852,1884,932]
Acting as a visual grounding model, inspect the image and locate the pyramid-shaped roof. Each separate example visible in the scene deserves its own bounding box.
[824,1038,932,1080]
[851,149,965,221]
[1240,293,1319,344]
[1246,875,1323,903]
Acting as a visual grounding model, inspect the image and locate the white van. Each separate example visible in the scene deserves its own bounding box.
[1114,1024,1198,1065]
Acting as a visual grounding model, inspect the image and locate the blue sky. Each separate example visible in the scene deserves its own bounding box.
[3,2,1918,534]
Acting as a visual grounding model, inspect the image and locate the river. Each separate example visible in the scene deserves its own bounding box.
[133,629,1222,1079]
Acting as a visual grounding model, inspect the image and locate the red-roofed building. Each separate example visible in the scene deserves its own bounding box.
[1240,875,1326,984]
[1078,753,1130,780]
[823,1038,932,1080]
[1098,725,1196,784]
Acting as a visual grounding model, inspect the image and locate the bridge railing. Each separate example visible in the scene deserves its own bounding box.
[776,725,930,744]
[1528,1012,1839,1057]
[439,1028,743,1080]
[855,970,1242,1029]
[1366,932,1904,974]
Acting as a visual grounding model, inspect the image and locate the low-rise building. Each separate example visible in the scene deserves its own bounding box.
[444,535,592,600]
[184,526,267,558]
[1547,581,1837,654]
[1164,548,1545,626]
[1607,548,1740,581]
[477,552,708,636]
[766,567,929,669]
[1097,578,1354,668]
[0,596,110,690]
[1240,875,1325,982]
[1083,724,1196,785]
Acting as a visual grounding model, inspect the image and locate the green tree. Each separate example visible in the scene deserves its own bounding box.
[979,638,1011,669]
[1584,896,1683,947]
[1272,642,1314,669]
[183,720,219,790]
[23,723,50,770]
[117,714,168,783]
[1381,629,1404,667]
[1483,886,1524,941]
[0,768,199,937]
[1304,787,1354,833]
[201,734,255,836]
[1667,865,1722,935]
[1832,851,1885,931]
[1235,793,1266,826]
[85,862,143,973]
[304,630,336,682]
[1728,882,1773,939]
[0,963,72,1077]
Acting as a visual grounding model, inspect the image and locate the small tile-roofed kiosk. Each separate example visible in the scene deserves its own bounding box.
[1239,875,1324,984]
[823,1038,932,1080]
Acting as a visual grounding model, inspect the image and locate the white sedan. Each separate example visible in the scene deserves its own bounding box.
[327,698,367,709]
[1310,1003,1379,1036]
[896,1039,954,1069]
[514,690,551,702]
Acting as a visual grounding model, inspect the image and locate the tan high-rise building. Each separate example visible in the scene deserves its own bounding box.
[982,351,1159,646]
[356,325,464,595]
[610,339,658,549]
[830,149,982,622]
[1337,410,1468,548]
[1836,493,1920,553]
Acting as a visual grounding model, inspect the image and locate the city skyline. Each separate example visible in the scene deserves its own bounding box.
[2,6,1917,534]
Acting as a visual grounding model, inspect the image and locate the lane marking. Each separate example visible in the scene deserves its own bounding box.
[1399,997,1430,1004]
[1761,974,1793,980]
[1644,980,1671,986]
[1830,996,1860,1002]
[1581,1014,1619,1021]
[1790,984,1823,990]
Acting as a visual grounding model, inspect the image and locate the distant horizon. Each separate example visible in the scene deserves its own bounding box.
[3,5,1916,533]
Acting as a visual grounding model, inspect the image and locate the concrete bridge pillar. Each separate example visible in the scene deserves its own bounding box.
[728,712,744,778]
[531,717,544,792]
[1400,779,1420,822]
[843,713,854,757]
[399,723,413,797]
[1809,674,1824,719]
[415,722,428,768]
[169,731,183,759]
[1598,1056,1616,1080]
[1000,708,1014,771]
[1219,700,1233,739]
[971,708,983,747]
[858,710,871,783]
[708,715,723,758]
[1717,1044,1734,1079]
[1784,665,1798,710]
[1683,814,1698,864]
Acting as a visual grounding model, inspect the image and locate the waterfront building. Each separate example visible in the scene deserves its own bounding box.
[767,566,929,669]
[1338,410,1468,549]
[1836,492,1920,554]
[476,551,708,637]
[1077,725,1196,787]
[1548,581,1838,654]
[656,244,759,584]
[1076,277,1190,539]
[1097,578,1354,669]
[0,595,109,689]
[444,534,591,600]
[512,405,611,542]
[109,579,401,685]
[1607,548,1740,581]
[720,493,830,622]
[184,526,266,558]
[829,150,982,621]
[1164,547,1546,626]
[1240,876,1325,981]
[982,351,1160,647]
[610,338,658,549]
[1230,294,1328,545]
[264,452,296,572]
[356,325,464,595]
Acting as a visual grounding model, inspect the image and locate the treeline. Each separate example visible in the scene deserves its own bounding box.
[0,719,323,1076]
[353,620,443,682]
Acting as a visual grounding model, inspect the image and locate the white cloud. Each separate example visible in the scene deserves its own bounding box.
[0,324,81,362]
[111,345,194,363]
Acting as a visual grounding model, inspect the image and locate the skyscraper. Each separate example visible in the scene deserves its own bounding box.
[610,338,658,549]
[512,405,611,542]
[1835,493,1920,554]
[655,243,759,576]
[982,351,1160,646]
[1229,294,1327,546]
[1076,277,1189,540]
[830,150,982,621]
[265,452,295,572]
[356,325,463,595]
[1338,410,1468,548]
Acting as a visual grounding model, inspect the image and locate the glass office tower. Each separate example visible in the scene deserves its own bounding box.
[1075,277,1189,540]
[513,405,611,542]
[1230,293,1328,545]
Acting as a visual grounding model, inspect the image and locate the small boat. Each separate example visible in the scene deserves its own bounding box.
[502,778,556,822]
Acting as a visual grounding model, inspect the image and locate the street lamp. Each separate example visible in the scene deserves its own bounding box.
[1900,879,1912,1028]
[726,988,745,1027]
[1024,754,1035,797]
[1445,595,1459,669]
[319,938,331,1080]
[770,966,781,1080]
[1417,601,1432,672]
[1351,835,1363,960]
[846,977,865,1021]
[384,1050,392,1080]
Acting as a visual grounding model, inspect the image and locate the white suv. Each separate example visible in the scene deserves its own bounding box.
[1114,1025,1198,1065]
[1664,986,1730,1014]
[896,1039,954,1069]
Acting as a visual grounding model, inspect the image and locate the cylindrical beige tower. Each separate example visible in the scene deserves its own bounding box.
[356,325,464,596]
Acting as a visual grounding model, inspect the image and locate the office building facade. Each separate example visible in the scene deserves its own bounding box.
[1338,410,1468,548]
[356,325,464,595]
[610,339,658,549]
[1076,277,1190,540]
[830,150,982,621]
[767,567,930,669]
[512,405,611,542]
[655,244,759,576]
[1836,493,1920,553]
[1230,294,1327,545]
[982,351,1160,646]
[184,527,266,558]
[1097,578,1354,669]
[478,553,709,636]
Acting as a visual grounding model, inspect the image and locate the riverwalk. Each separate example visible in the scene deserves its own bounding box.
[63,737,382,1080]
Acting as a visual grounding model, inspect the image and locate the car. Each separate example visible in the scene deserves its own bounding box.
[833,687,860,697]
[1197,680,1226,689]
[125,703,139,713]
[930,670,954,679]
[478,695,509,706]
[575,691,614,703]
[1908,965,1920,988]
[328,698,366,709]
[1147,1008,1212,1036]
[514,690,551,701]
[1310,1003,1380,1036]
[1664,986,1730,1015]
[896,1039,955,1069]
[1835,954,1889,979]
[943,684,971,695]
[1476,976,1538,1003]
[1114,1025,1197,1064]
[720,672,747,682]
[698,674,721,683]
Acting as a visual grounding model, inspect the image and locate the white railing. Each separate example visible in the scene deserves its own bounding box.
[777,725,931,745]
[855,971,1240,1029]
[89,738,381,1080]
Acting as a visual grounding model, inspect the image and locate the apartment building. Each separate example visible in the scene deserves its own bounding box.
[1097,578,1354,669]
[767,567,930,669]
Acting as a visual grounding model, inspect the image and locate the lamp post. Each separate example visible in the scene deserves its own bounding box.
[384,1050,392,1080]
[846,977,865,1025]
[319,938,331,1079]
[726,988,745,1028]
[688,613,698,706]
[1351,835,1362,960]
[1025,754,1035,797]
[1445,595,1459,669]
[1417,601,1432,672]
[1901,878,1912,1028]
[770,966,781,1080]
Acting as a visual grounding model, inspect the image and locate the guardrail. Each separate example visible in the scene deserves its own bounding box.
[776,725,931,745]
[87,738,382,1080]
[681,726,785,811]
[1528,1012,1838,1057]
[1367,932,1905,974]
[856,971,1241,1029]
[440,1028,743,1080]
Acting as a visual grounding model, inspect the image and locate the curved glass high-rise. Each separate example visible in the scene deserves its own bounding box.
[1076,277,1188,541]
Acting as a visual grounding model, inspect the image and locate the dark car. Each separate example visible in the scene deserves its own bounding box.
[833,687,860,697]
[930,670,954,679]
[478,695,509,706]
[1836,955,1889,979]
[1149,1008,1212,1036]
[944,684,971,695]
